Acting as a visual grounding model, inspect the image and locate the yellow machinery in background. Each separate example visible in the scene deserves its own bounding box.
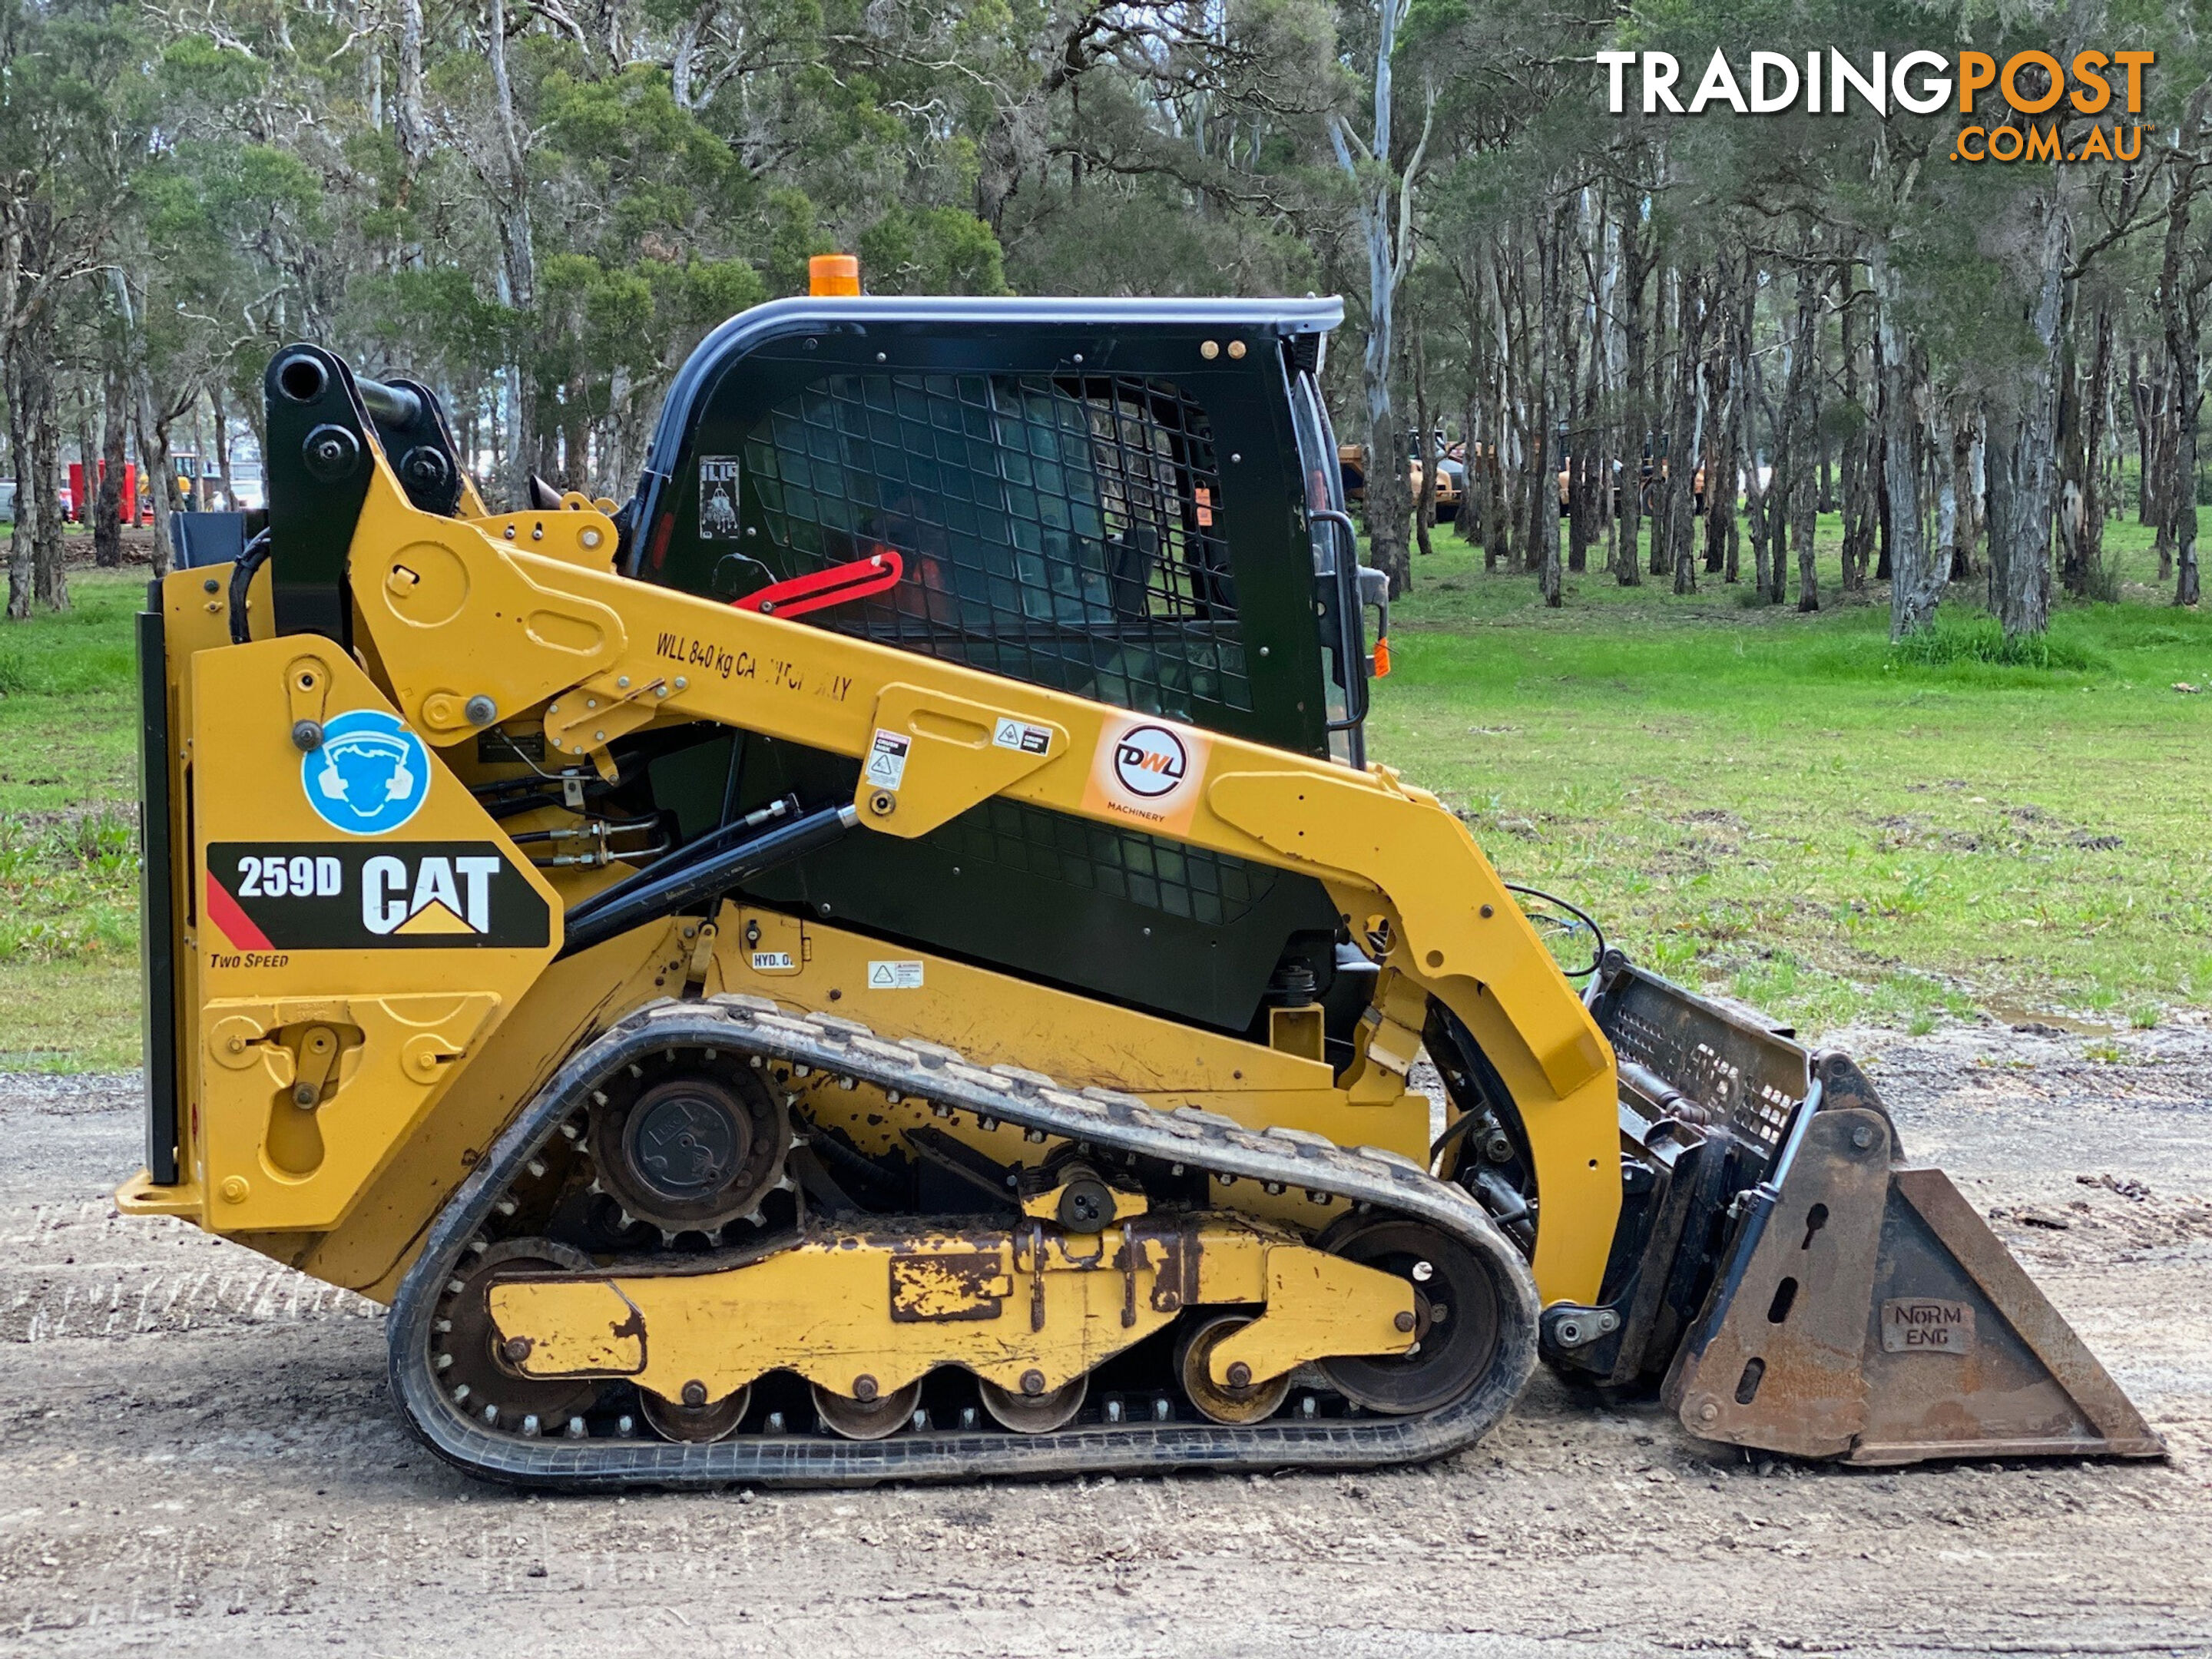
[118,279,2157,1485]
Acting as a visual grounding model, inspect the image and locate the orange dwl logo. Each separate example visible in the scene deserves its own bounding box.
[1085,717,1211,835]
[1113,726,1190,799]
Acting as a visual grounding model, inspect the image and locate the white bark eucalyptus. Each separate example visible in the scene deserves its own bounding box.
[1330,0,1432,596]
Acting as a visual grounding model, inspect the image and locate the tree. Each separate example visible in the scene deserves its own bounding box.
[1331,0,1431,596]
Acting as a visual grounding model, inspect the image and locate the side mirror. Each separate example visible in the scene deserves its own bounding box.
[1356,565,1390,677]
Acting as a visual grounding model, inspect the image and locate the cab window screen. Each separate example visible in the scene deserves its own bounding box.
[739,372,1250,721]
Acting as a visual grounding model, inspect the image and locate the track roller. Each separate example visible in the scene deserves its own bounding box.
[1178,1313,1292,1425]
[641,1382,753,1444]
[813,1379,925,1440]
[979,1373,1088,1434]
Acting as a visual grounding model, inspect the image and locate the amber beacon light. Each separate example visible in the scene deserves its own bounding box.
[810,253,862,296]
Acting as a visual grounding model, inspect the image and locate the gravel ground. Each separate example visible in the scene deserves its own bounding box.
[1,1022,2207,1656]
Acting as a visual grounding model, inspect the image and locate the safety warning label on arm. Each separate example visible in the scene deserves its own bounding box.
[867,960,925,989]
[866,730,911,791]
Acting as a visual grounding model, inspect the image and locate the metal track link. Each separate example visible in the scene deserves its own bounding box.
[389,993,1539,1489]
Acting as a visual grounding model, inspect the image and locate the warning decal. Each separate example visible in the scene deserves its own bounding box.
[991,717,1052,756]
[698,457,742,540]
[867,959,926,989]
[865,729,912,791]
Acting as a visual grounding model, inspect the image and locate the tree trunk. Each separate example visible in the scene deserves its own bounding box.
[133,395,174,582]
[1932,402,1959,583]
[1784,260,1821,611]
[2055,282,2089,598]
[1949,415,1979,578]
[2164,154,2204,608]
[1485,442,1508,571]
[1837,276,1876,591]
[1706,276,1740,581]
[2075,304,2112,594]
[70,391,89,529]
[94,364,125,568]
[1651,270,1674,578]
[1366,412,1412,592]
[5,352,31,621]
[1743,337,1777,601]
[1873,247,1939,637]
[210,386,235,512]
[487,0,540,505]
[1411,332,1435,560]
[1985,193,2067,637]
[394,0,429,200]
[22,320,65,612]
[1329,0,1431,598]
[1664,270,1704,594]
[1536,207,1563,606]
[1616,197,1649,588]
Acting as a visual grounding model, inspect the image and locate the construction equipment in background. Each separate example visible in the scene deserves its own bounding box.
[118,268,2160,1488]
[1338,435,1462,522]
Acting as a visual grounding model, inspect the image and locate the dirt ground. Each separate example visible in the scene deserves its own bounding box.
[1,1022,2207,1657]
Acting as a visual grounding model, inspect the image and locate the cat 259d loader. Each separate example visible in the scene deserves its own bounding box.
[118,273,2158,1486]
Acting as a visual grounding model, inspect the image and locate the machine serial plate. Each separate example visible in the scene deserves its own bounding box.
[889,1250,1012,1322]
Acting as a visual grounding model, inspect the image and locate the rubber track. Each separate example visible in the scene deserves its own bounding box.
[389,994,1541,1489]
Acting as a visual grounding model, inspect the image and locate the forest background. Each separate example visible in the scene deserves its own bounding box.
[0,0,2208,631]
[0,0,2207,1069]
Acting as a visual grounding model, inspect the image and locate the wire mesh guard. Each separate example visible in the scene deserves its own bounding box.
[932,798,1270,928]
[738,370,1271,932]
[740,371,1249,720]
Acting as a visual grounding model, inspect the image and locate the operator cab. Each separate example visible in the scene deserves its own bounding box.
[619,294,1385,1045]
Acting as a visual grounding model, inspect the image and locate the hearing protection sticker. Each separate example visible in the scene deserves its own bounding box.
[1082,716,1210,835]
[698,457,741,540]
[865,729,911,791]
[302,708,431,836]
[204,843,549,953]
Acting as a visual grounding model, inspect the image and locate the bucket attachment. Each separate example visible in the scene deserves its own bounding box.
[1555,958,2164,1465]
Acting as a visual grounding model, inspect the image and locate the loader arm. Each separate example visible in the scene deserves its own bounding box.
[341,419,1624,1303]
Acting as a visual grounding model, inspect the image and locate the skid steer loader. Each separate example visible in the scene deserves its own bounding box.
[118,273,2159,1486]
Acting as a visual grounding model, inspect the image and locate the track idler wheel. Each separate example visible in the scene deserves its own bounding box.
[979,1372,1088,1434]
[640,1382,753,1444]
[433,1238,604,1434]
[812,1378,924,1440]
[1317,1217,1503,1415]
[1178,1313,1292,1426]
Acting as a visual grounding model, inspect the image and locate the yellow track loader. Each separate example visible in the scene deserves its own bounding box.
[118,281,2158,1485]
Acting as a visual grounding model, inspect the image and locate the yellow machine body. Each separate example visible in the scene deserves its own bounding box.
[127,456,1619,1293]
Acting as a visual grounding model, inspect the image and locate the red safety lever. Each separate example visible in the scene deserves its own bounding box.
[733,550,905,618]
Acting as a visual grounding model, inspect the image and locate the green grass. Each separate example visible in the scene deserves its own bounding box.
[1377,513,2211,1034]
[2,516,2207,1068]
[0,956,144,1071]
[0,569,145,1070]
